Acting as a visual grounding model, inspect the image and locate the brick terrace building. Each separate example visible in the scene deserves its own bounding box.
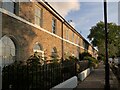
[0,0,98,65]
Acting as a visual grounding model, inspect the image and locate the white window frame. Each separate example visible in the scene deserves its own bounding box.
[0,36,16,67]
[2,0,16,14]
[52,18,56,34]
[66,29,69,40]
[33,42,44,60]
[76,37,79,45]
[35,5,42,27]
[72,33,74,42]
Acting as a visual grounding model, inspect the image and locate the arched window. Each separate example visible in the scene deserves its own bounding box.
[0,36,16,66]
[33,42,44,59]
[51,47,58,58]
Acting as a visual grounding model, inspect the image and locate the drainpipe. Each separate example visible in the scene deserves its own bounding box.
[104,0,110,90]
[61,21,64,63]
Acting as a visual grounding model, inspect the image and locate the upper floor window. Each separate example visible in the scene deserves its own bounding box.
[35,6,42,27]
[52,18,56,34]
[76,37,79,45]
[83,41,85,48]
[66,29,69,40]
[83,41,88,51]
[72,33,74,42]
[2,0,16,13]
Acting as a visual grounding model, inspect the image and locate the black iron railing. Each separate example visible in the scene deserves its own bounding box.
[2,62,77,90]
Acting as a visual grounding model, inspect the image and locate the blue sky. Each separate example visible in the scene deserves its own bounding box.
[65,2,103,40]
[49,1,118,41]
[65,2,118,41]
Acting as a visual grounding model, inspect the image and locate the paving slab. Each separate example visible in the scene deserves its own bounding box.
[75,62,120,90]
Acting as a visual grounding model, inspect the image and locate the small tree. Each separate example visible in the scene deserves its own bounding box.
[51,52,59,63]
[26,52,42,67]
[84,56,99,68]
[79,52,92,60]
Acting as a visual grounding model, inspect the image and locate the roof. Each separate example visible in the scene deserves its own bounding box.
[39,0,98,52]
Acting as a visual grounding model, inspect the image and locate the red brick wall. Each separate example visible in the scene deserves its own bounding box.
[1,2,98,61]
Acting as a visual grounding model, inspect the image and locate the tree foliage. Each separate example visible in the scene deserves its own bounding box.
[88,21,120,57]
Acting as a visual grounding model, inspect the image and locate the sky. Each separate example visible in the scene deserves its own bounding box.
[48,0,118,42]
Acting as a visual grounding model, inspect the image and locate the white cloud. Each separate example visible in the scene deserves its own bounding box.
[48,0,80,17]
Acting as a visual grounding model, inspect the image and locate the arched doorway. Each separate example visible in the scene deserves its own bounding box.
[0,36,16,67]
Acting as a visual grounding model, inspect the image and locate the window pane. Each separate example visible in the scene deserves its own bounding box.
[52,19,56,34]
[66,29,69,40]
[72,33,74,42]
[35,7,42,26]
[35,8,40,17]
[33,44,41,51]
[2,0,15,13]
[33,43,44,59]
[0,36,15,66]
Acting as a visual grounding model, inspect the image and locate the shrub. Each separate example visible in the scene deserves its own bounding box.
[62,60,76,80]
[68,56,78,62]
[83,56,99,68]
[2,54,77,89]
[76,60,89,73]
[50,52,59,63]
[79,52,92,60]
[97,54,105,62]
[2,61,28,89]
[27,53,42,65]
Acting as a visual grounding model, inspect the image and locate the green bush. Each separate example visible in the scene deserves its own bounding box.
[68,56,78,62]
[79,52,92,60]
[83,56,99,68]
[2,54,62,90]
[2,61,29,89]
[62,56,77,79]
[97,54,105,62]
[2,54,78,89]
[76,60,89,73]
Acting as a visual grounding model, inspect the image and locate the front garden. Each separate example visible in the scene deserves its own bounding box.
[2,52,99,90]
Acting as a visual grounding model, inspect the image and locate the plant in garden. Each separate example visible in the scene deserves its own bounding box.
[84,56,99,68]
[50,52,59,63]
[3,54,91,90]
[2,61,29,89]
[79,52,92,60]
[69,56,79,62]
[76,60,89,73]
[26,52,42,66]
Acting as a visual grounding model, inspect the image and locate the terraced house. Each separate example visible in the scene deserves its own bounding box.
[0,0,98,65]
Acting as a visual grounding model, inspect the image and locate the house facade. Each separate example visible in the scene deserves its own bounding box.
[0,0,98,65]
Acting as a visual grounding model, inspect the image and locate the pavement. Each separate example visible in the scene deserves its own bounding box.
[75,62,120,90]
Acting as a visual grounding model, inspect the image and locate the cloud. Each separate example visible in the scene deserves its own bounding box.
[47,0,80,17]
